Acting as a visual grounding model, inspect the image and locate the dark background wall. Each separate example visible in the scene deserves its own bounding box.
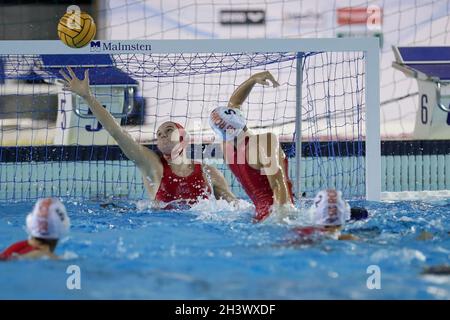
[0,0,96,40]
[0,1,96,121]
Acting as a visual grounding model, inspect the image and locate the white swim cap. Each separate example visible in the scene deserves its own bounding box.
[310,189,350,226]
[209,106,246,141]
[26,198,70,240]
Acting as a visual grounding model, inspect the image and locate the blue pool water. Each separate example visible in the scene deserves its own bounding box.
[0,198,449,299]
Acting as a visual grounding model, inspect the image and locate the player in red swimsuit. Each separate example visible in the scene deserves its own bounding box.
[209,71,294,221]
[0,198,70,261]
[61,67,236,209]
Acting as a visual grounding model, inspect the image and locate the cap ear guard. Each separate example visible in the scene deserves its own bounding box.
[209,107,246,141]
[172,122,190,160]
[173,122,188,144]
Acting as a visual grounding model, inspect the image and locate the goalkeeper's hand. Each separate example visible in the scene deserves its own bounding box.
[251,71,280,88]
[59,66,92,99]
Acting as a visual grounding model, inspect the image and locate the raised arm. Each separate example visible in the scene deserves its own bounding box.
[257,133,290,205]
[228,71,280,109]
[60,67,162,178]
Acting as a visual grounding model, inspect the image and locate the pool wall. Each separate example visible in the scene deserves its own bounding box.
[1,140,449,201]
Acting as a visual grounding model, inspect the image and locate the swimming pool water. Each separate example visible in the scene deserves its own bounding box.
[0,198,449,299]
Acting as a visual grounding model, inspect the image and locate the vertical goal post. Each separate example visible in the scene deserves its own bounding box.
[0,38,380,201]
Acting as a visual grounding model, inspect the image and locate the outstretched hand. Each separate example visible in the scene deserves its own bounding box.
[59,66,92,99]
[251,71,280,88]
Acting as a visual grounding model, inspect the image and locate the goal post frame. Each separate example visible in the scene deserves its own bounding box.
[0,38,381,201]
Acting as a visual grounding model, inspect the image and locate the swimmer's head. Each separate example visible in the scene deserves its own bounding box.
[156,121,189,158]
[309,189,351,227]
[209,107,246,141]
[26,198,70,240]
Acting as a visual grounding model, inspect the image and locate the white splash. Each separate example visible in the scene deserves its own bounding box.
[190,197,253,222]
[263,204,311,226]
[135,199,154,211]
[370,248,427,264]
[60,251,79,260]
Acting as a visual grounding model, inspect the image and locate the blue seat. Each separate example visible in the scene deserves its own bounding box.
[393,46,450,81]
[40,54,138,85]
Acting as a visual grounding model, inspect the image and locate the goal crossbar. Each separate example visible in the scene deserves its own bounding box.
[0,38,381,201]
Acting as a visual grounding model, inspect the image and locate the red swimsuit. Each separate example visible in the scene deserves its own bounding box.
[0,240,37,260]
[224,136,294,221]
[155,154,212,209]
[293,226,328,237]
